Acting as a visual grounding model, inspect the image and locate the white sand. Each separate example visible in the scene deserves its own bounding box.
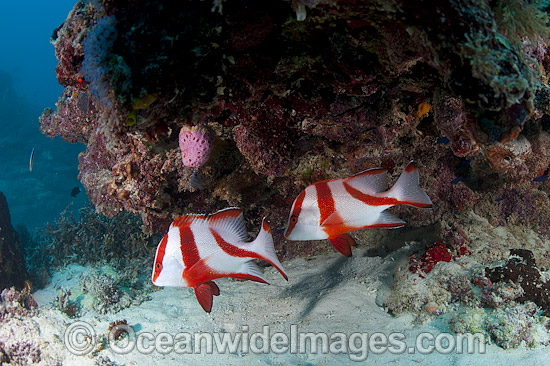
[25,244,550,366]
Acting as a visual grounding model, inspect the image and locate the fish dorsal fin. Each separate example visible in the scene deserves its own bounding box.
[172,214,206,228]
[345,168,388,194]
[206,207,248,242]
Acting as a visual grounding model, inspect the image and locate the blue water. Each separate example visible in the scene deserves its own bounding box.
[0,0,87,231]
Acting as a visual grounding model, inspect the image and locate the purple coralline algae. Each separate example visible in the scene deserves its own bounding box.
[40,0,550,260]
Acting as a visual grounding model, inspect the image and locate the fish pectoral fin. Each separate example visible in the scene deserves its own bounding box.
[194,281,220,313]
[320,212,344,229]
[328,234,356,257]
[184,255,217,284]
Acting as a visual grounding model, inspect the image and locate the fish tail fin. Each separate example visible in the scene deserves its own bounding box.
[250,218,288,281]
[389,161,432,208]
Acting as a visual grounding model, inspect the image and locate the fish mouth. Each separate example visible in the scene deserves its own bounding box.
[282,229,291,239]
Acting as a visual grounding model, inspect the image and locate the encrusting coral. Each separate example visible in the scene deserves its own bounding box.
[384,211,550,349]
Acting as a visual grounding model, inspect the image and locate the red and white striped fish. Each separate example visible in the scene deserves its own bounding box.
[152,208,288,313]
[284,161,432,257]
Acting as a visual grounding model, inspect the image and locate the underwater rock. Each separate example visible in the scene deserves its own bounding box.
[0,287,37,321]
[0,192,30,292]
[483,136,532,176]
[486,249,550,316]
[39,0,550,252]
[39,87,96,144]
[77,266,152,315]
[0,288,58,365]
[485,302,541,349]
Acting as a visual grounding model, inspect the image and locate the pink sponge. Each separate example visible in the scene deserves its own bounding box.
[178,125,213,168]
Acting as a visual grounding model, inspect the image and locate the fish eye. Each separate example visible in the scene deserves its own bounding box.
[155,262,161,270]
[290,216,298,224]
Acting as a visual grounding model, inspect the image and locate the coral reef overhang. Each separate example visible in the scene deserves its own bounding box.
[40,0,550,259]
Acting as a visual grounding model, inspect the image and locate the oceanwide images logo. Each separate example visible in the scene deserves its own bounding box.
[64,321,486,361]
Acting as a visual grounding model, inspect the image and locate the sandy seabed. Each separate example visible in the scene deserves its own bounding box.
[16,241,547,366]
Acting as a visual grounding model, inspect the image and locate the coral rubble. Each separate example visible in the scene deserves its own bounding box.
[384,212,550,348]
[21,203,159,292]
[0,288,61,365]
[486,249,550,316]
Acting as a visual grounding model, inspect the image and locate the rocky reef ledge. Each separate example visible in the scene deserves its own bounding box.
[40,0,550,260]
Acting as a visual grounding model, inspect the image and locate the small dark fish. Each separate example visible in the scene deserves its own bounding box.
[190,171,204,190]
[436,137,450,145]
[495,196,504,202]
[29,148,35,172]
[70,187,81,197]
[451,176,463,184]
[456,159,471,169]
[534,168,549,182]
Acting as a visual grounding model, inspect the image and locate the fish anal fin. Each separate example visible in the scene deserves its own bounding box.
[194,281,220,313]
[237,260,269,284]
[365,210,406,229]
[328,234,356,257]
[231,273,269,284]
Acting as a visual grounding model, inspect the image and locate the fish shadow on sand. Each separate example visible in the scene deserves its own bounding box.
[280,255,351,319]
[362,223,440,257]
